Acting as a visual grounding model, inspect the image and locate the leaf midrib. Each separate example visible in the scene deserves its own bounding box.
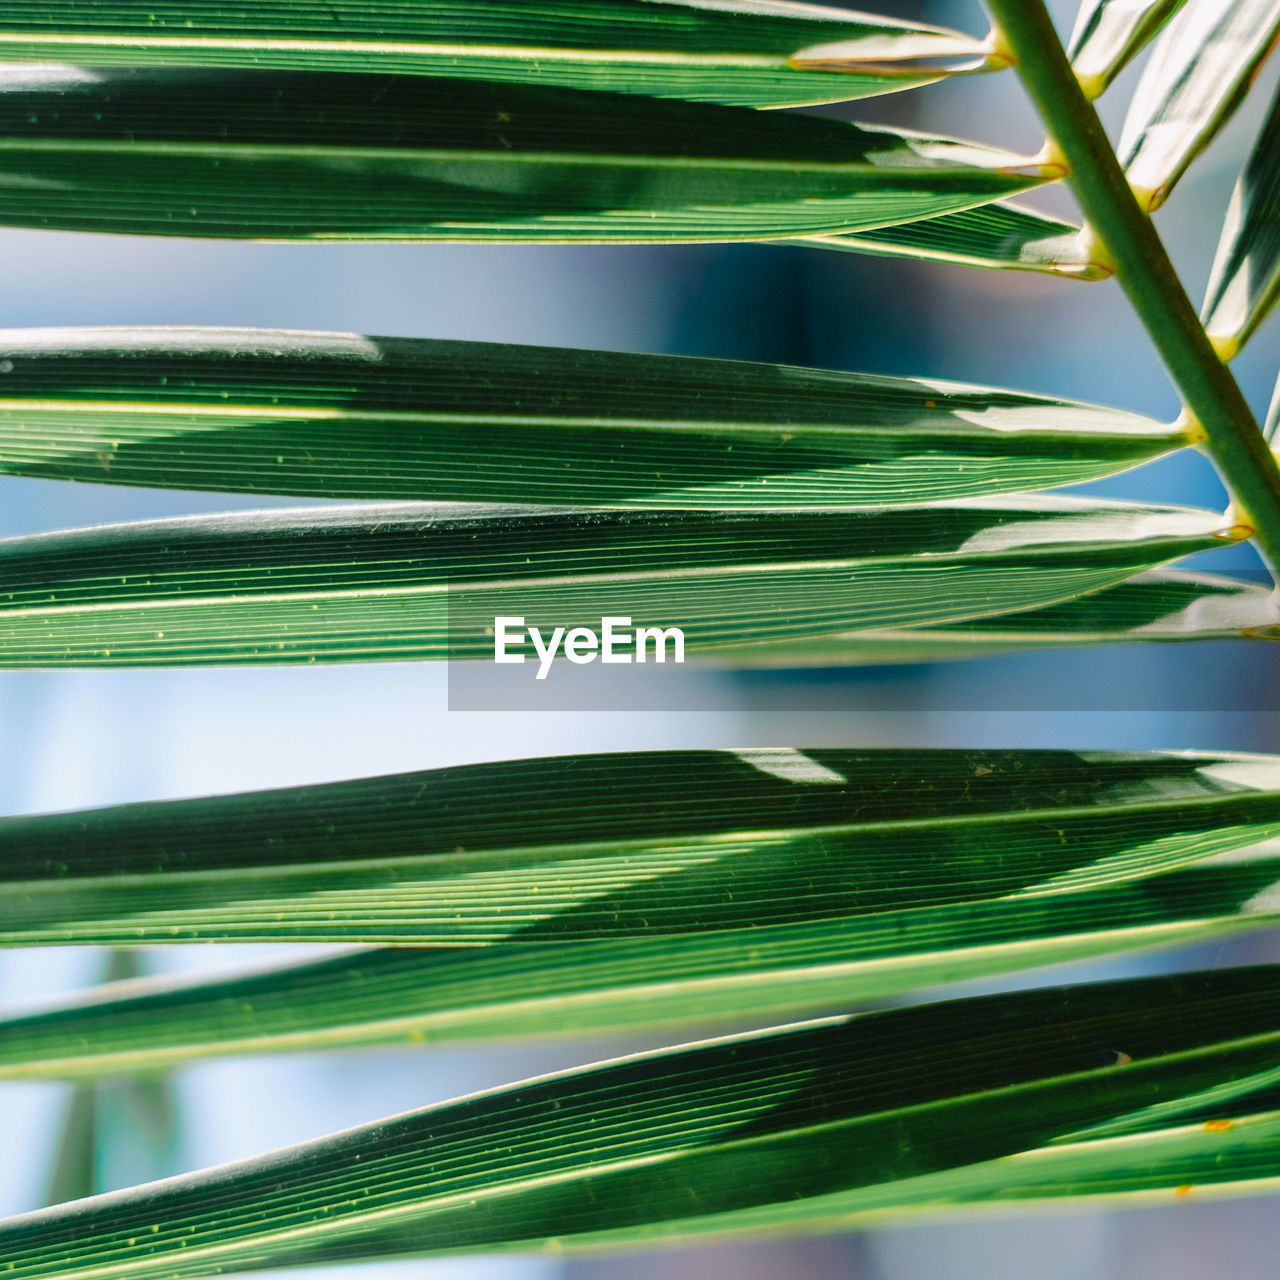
[0,397,1183,441]
[0,539,1217,621]
[7,784,1278,895]
[0,139,1013,181]
[0,34,795,66]
[13,1028,1280,1280]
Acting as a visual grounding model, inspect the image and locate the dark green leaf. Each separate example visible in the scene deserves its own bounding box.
[0,67,1043,242]
[0,328,1182,506]
[0,498,1241,668]
[1202,80,1280,354]
[717,571,1280,665]
[587,1103,1280,1248]
[1067,0,1187,99]
[0,0,995,108]
[8,859,1280,1077]
[2,746,1280,948]
[5,967,1280,1275]
[1118,0,1280,209]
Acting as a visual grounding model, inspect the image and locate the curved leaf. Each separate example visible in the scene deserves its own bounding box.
[578,1104,1280,1250]
[2,746,1280,947]
[804,200,1109,277]
[1067,0,1187,99]
[0,328,1184,507]
[718,571,1280,665]
[0,0,996,109]
[7,857,1280,1078]
[1202,80,1280,354]
[0,498,1241,668]
[5,967,1280,1275]
[1117,0,1280,209]
[0,67,1042,242]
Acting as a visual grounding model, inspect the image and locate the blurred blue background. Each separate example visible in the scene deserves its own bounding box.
[2,1,1280,1276]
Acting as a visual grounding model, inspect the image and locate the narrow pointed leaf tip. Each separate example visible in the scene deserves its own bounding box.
[1202,80,1280,350]
[0,0,993,107]
[6,967,1280,1276]
[0,497,1241,668]
[1067,0,1187,99]
[1118,0,1280,209]
[0,68,1041,243]
[0,328,1181,506]
[5,748,1280,1065]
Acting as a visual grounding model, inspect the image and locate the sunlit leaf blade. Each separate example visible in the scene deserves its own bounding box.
[1202,80,1280,353]
[3,746,1280,948]
[717,571,1280,665]
[0,498,1240,669]
[0,67,1041,243]
[1067,0,1187,99]
[1266,368,1280,441]
[578,1105,1280,1250]
[1117,0,1280,209]
[804,200,1108,277]
[0,328,1183,507]
[9,856,1280,1077]
[7,967,1280,1276]
[0,1,996,108]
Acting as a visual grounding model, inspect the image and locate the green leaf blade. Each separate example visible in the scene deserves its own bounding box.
[0,0,995,108]
[6,967,1280,1276]
[2,747,1280,950]
[721,571,1280,665]
[0,68,1041,242]
[1117,0,1280,209]
[0,499,1240,669]
[7,857,1280,1080]
[566,1105,1280,1251]
[0,328,1183,506]
[1202,81,1280,353]
[1067,0,1187,99]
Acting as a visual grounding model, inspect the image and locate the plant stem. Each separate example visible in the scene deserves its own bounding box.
[983,0,1280,580]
